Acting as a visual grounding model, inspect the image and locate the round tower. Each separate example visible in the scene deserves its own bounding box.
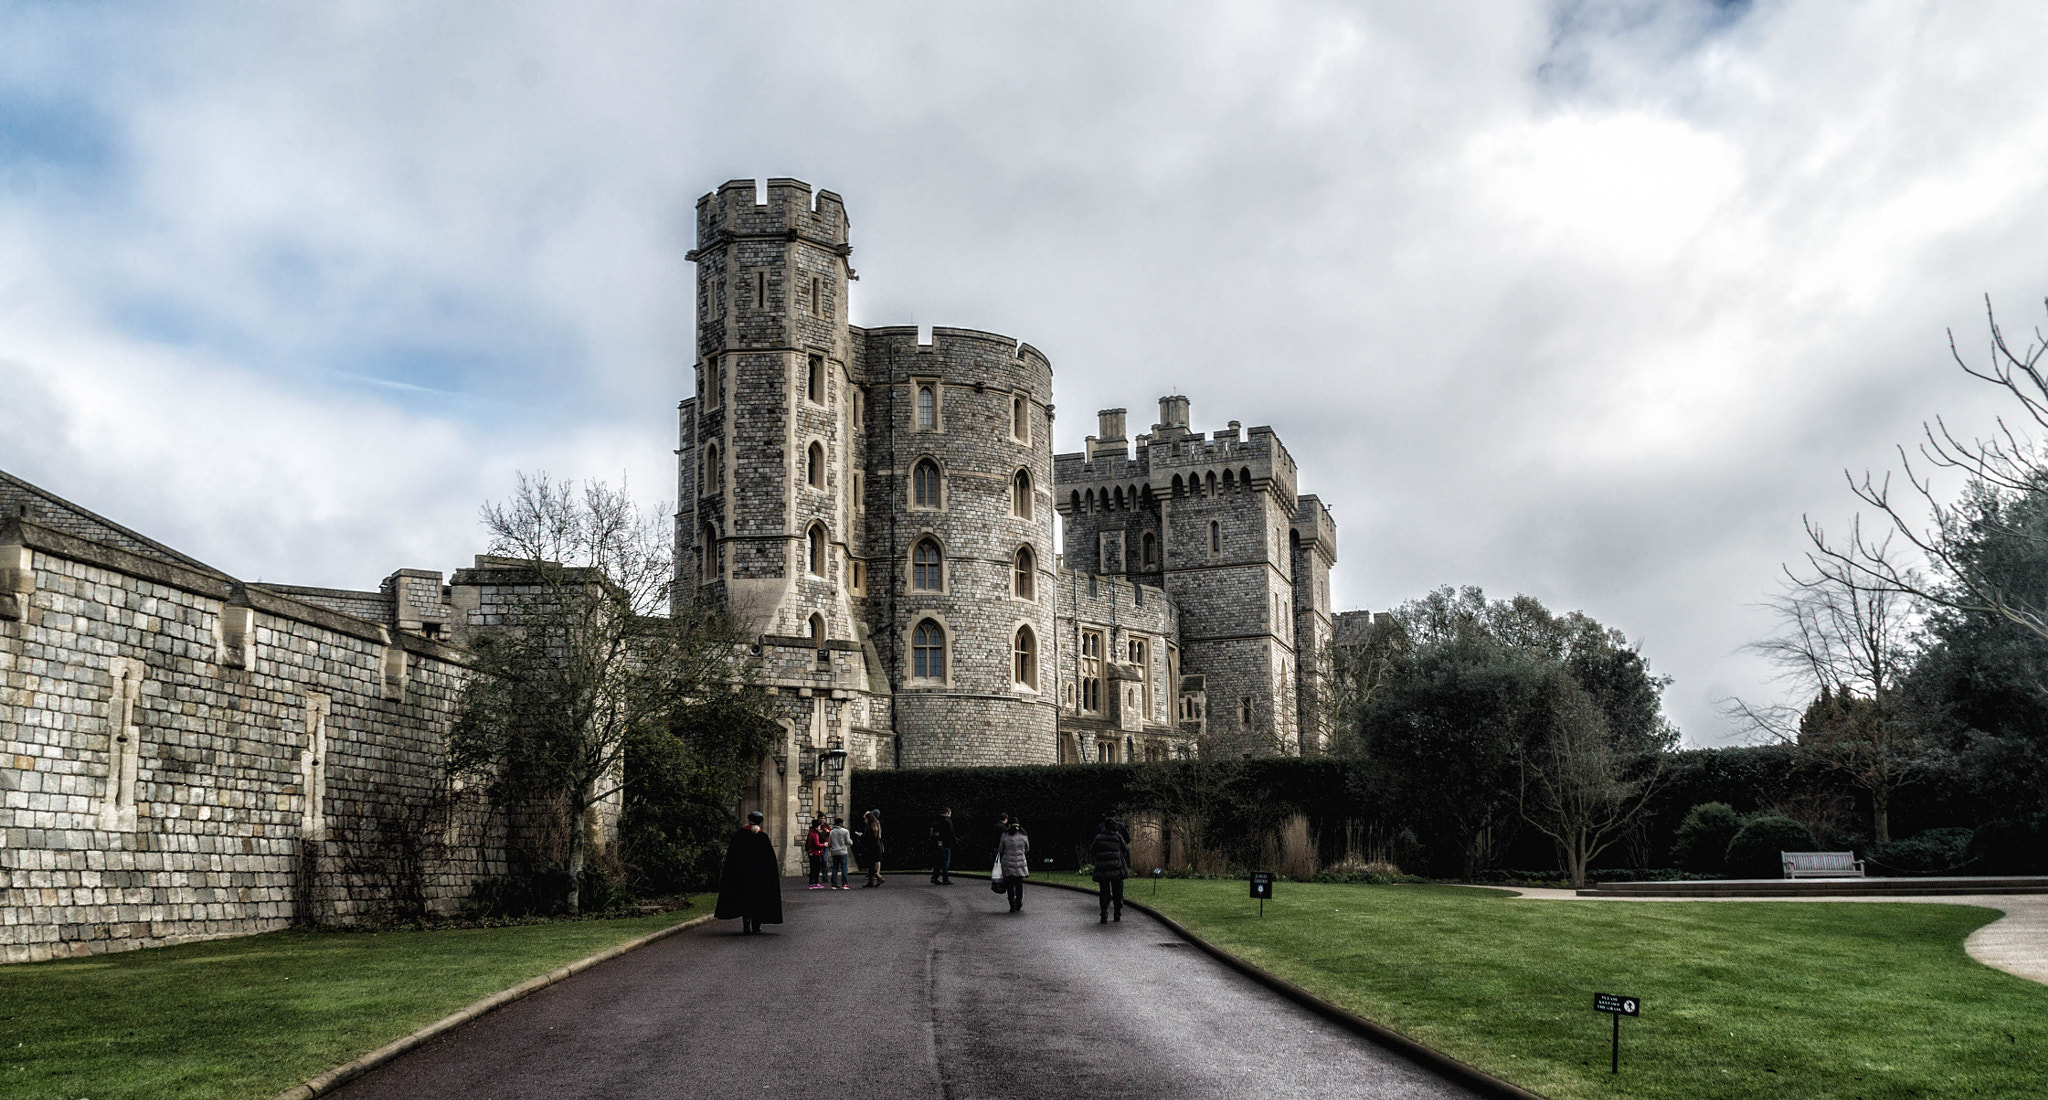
[857,326,1058,766]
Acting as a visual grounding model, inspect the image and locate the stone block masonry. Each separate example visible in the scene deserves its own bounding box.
[0,493,522,964]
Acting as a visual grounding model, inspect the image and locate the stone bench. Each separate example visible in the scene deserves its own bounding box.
[1782,851,1865,878]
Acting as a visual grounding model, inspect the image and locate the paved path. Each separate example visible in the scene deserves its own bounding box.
[328,878,1484,1100]
[1496,887,2048,985]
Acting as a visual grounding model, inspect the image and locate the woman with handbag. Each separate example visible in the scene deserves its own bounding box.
[996,818,1030,912]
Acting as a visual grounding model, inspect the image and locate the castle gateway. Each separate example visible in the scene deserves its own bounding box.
[675,179,1342,866]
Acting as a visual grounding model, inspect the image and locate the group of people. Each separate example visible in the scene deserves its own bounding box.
[714,805,1135,930]
[798,809,889,890]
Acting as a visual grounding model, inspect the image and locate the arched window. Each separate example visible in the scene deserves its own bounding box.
[912,619,946,679]
[1206,471,1218,495]
[807,441,826,489]
[1014,625,1038,689]
[1172,474,1185,497]
[704,444,721,494]
[1290,530,1301,556]
[809,613,825,640]
[1012,394,1029,442]
[807,355,825,404]
[917,385,936,429]
[913,459,941,508]
[700,523,718,582]
[1013,470,1032,519]
[912,538,942,591]
[853,390,865,429]
[807,524,827,576]
[1223,468,1235,489]
[1014,545,1036,601]
[1069,490,1082,514]
[1240,466,1252,486]
[1141,531,1157,569]
[1210,520,1221,553]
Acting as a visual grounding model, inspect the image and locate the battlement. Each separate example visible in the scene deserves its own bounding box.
[854,325,1051,381]
[1291,494,1338,561]
[693,177,849,253]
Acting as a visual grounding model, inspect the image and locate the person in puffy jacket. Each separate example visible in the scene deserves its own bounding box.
[804,814,830,889]
[1090,816,1132,923]
[997,820,1031,913]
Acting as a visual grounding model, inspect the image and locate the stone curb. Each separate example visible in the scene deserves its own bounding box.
[266,913,714,1100]
[1029,881,1546,1100]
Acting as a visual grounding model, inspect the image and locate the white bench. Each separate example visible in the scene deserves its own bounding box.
[1782,851,1864,878]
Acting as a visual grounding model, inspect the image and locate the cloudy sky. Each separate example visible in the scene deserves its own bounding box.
[4,1,2046,744]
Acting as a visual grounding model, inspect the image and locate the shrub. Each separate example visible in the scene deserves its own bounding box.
[1724,816,1819,878]
[1967,818,2047,874]
[1869,827,1975,876]
[1670,802,1744,875]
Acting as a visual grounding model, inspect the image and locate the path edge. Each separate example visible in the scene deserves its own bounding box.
[266,912,715,1100]
[1030,881,1546,1100]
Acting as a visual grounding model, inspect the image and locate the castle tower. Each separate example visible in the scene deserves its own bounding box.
[1290,495,1337,753]
[676,178,864,870]
[853,326,1058,766]
[1055,397,1312,756]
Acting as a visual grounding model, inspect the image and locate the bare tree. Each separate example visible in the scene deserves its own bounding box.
[449,473,757,915]
[1809,296,2048,641]
[1727,568,1925,843]
[1517,676,1668,889]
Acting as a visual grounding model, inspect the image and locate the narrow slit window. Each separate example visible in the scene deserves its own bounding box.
[917,385,936,429]
[808,355,825,404]
[808,441,826,489]
[1015,545,1036,601]
[1014,626,1038,689]
[808,524,827,576]
[1210,521,1221,553]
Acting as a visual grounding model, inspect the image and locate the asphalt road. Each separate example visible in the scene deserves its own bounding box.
[328,876,1485,1100]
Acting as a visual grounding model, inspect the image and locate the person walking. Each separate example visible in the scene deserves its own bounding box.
[714,810,783,934]
[827,816,852,889]
[857,809,887,887]
[804,814,830,889]
[1090,814,1132,923]
[997,818,1031,912]
[929,807,956,885]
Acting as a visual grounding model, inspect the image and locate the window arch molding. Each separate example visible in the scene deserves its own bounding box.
[902,612,954,685]
[909,532,947,593]
[910,379,942,431]
[1012,468,1034,520]
[703,443,723,495]
[1013,543,1037,601]
[806,439,827,490]
[909,455,946,511]
[699,521,720,584]
[805,522,830,578]
[1012,622,1040,691]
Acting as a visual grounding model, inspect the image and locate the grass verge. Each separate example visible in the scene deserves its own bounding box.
[4,909,701,1100]
[1055,874,2048,1099]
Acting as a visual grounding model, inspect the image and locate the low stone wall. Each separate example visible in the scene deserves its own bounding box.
[0,517,505,963]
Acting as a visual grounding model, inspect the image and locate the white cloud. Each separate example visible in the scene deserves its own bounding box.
[4,1,2048,743]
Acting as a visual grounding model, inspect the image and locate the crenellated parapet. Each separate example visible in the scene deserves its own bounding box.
[690,177,850,258]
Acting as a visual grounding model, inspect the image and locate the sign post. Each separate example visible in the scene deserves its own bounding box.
[1152,867,1163,896]
[1592,992,1639,1074]
[1249,871,1275,917]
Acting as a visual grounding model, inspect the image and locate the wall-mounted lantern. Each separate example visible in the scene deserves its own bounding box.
[818,748,849,775]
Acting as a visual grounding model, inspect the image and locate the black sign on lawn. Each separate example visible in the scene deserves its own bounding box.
[1249,871,1274,915]
[1592,992,1640,1074]
[1593,992,1639,1017]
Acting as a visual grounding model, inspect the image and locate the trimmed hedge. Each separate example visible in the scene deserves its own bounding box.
[850,759,1355,873]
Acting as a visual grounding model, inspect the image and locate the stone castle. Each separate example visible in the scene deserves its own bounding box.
[0,176,1349,959]
[677,179,1342,864]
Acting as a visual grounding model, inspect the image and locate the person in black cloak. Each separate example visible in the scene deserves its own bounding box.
[715,810,784,934]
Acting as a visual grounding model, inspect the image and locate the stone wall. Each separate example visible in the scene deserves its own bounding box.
[1,513,507,963]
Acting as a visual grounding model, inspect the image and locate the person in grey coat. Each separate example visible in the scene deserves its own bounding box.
[997,820,1031,913]
[1090,816,1132,923]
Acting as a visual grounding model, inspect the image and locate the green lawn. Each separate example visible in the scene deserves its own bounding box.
[2,911,701,1100]
[1057,875,2048,1099]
